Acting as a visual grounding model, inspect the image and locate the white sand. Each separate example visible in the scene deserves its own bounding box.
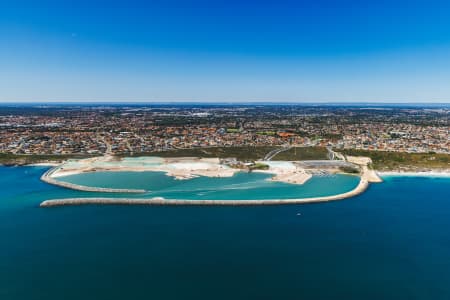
[345,156,383,183]
[28,162,61,167]
[50,156,239,180]
[254,160,312,185]
[48,155,390,186]
[49,156,316,185]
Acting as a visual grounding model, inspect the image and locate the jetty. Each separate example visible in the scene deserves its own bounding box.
[40,166,147,193]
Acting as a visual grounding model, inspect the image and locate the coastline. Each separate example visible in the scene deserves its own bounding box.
[12,154,450,207]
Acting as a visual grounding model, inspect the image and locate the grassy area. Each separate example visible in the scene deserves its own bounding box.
[256,131,276,136]
[338,149,450,171]
[339,166,360,174]
[226,128,240,133]
[0,146,332,166]
[0,146,330,165]
[249,162,270,170]
[273,147,329,160]
[0,153,91,165]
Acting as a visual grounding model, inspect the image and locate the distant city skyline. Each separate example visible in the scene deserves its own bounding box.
[1,0,450,103]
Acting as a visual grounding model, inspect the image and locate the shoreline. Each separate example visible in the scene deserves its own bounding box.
[11,155,450,207]
[1,153,448,179]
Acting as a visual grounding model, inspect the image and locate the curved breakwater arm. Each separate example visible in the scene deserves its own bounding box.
[40,177,369,207]
[40,166,147,193]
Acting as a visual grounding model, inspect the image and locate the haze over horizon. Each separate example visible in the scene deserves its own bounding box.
[2,0,450,103]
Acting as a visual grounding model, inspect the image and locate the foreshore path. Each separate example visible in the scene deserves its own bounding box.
[263,146,292,161]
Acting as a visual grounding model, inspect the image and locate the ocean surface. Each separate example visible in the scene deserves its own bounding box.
[1,166,450,299]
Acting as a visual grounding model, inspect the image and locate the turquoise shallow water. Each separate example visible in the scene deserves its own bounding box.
[1,166,450,299]
[56,171,359,199]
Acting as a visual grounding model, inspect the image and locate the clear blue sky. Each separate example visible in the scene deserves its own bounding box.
[1,0,450,103]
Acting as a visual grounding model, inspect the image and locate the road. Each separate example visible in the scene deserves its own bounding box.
[263,145,292,161]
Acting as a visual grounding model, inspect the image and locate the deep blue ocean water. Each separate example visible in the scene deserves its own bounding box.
[1,166,450,299]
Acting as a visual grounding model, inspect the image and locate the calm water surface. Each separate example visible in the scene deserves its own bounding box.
[57,171,359,199]
[1,166,450,299]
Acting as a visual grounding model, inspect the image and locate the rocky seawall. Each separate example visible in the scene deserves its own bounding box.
[40,167,147,193]
[40,177,369,207]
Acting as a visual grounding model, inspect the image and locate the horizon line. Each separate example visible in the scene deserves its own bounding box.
[0,101,449,106]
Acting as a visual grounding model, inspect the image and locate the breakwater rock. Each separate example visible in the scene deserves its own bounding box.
[40,177,369,207]
[40,167,147,193]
